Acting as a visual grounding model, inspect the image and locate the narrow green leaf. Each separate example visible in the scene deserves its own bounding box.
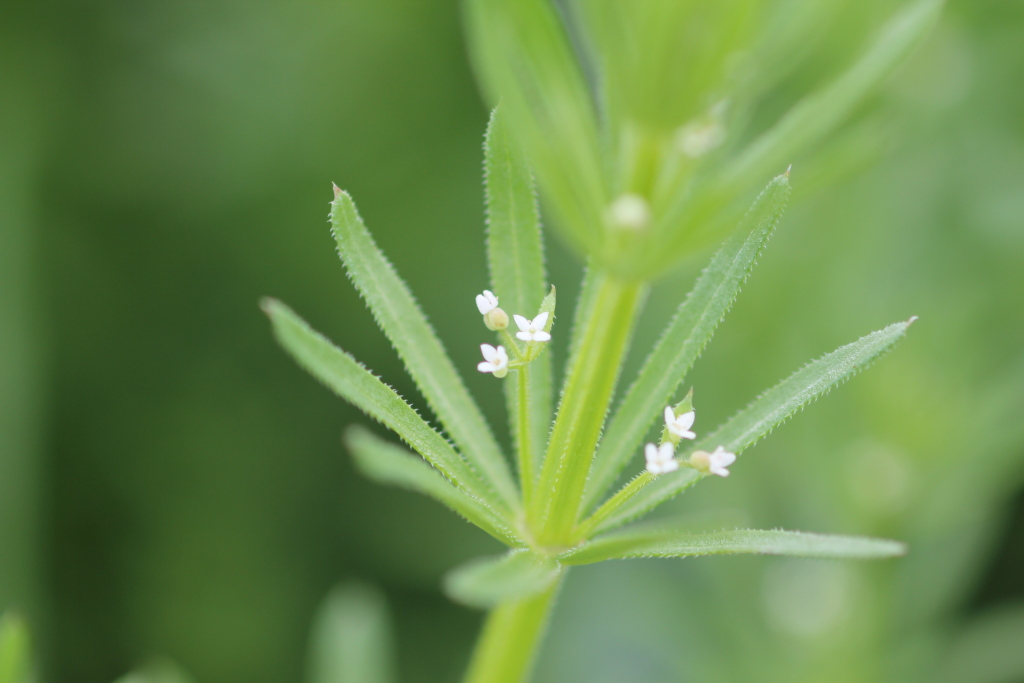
[444,551,561,609]
[939,603,1024,683]
[344,426,522,547]
[585,174,791,510]
[307,583,395,683]
[263,299,499,510]
[0,613,31,683]
[562,528,906,566]
[720,0,942,189]
[485,104,546,322]
[464,0,608,258]
[330,189,519,512]
[594,318,915,532]
[485,105,553,490]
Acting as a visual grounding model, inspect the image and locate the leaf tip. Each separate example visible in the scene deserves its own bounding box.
[259,297,281,316]
[341,423,368,449]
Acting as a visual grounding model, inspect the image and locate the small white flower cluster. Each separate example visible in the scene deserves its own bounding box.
[474,290,551,378]
[644,405,736,478]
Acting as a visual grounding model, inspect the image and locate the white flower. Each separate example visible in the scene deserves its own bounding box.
[608,193,651,230]
[477,344,508,378]
[664,406,696,440]
[690,446,736,477]
[513,312,551,342]
[645,442,679,475]
[475,290,499,315]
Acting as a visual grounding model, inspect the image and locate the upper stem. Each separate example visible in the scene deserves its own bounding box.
[574,471,654,540]
[530,273,645,545]
[516,364,535,505]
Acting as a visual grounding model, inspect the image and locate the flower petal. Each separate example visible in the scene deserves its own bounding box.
[644,443,659,461]
[664,406,676,426]
[532,331,551,342]
[532,311,550,329]
[513,314,530,331]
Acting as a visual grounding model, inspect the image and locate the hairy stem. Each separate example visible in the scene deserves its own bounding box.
[531,273,645,545]
[516,364,535,505]
[462,578,562,683]
[574,471,655,540]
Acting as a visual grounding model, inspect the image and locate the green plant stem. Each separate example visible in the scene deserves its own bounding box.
[500,329,525,360]
[463,577,562,683]
[531,274,645,545]
[574,471,655,540]
[516,364,535,505]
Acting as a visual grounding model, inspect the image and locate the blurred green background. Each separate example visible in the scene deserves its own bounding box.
[1,1,1022,682]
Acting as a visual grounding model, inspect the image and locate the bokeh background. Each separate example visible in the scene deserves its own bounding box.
[1,1,1022,682]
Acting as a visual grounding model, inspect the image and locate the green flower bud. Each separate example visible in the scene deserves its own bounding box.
[484,307,509,331]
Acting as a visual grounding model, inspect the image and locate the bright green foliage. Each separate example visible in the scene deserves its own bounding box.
[267,103,915,680]
[262,299,499,508]
[561,528,906,566]
[0,614,31,683]
[266,1,937,656]
[268,103,917,682]
[331,189,519,513]
[444,551,561,609]
[307,584,396,683]
[345,426,522,546]
[585,173,791,509]
[593,318,913,533]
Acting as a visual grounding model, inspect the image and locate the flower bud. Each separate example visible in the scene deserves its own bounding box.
[608,193,651,230]
[484,307,509,331]
[689,450,711,473]
[689,446,736,477]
